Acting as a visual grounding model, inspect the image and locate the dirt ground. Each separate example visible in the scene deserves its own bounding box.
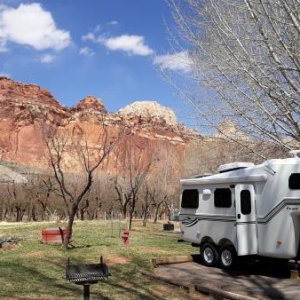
[154,256,300,299]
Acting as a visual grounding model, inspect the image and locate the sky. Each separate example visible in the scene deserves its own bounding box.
[0,0,194,125]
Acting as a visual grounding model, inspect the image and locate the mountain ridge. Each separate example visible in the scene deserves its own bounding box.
[0,77,199,174]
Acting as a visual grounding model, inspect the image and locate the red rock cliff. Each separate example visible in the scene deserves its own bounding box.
[0,78,199,175]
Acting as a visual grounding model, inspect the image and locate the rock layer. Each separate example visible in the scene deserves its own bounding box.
[70,96,107,113]
[0,78,199,174]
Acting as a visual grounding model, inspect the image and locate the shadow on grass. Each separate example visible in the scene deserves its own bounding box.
[0,260,81,298]
[0,258,171,299]
[100,266,167,300]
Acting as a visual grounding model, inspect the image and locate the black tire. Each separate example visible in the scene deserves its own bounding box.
[219,246,237,269]
[200,243,219,267]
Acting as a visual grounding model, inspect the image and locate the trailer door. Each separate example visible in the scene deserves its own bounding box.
[235,184,258,256]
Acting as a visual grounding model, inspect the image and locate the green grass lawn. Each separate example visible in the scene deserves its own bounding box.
[0,220,197,299]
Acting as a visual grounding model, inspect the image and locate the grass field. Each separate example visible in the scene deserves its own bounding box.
[0,220,197,299]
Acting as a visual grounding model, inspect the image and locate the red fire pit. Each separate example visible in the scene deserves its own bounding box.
[42,227,67,244]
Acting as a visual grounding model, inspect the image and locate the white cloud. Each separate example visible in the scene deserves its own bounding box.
[0,3,71,51]
[79,47,95,57]
[107,20,118,26]
[153,51,192,73]
[40,54,55,63]
[95,24,102,32]
[82,32,96,42]
[100,35,154,56]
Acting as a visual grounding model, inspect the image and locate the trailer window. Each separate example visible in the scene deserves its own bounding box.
[181,189,199,209]
[241,190,251,215]
[289,173,300,189]
[214,188,232,208]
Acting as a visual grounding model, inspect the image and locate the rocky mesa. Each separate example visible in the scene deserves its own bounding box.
[0,77,199,175]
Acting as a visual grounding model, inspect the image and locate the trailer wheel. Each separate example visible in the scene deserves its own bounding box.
[219,246,236,269]
[200,243,219,266]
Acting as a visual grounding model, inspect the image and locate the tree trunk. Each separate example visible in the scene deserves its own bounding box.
[28,205,37,221]
[154,210,158,223]
[41,204,46,221]
[15,206,25,222]
[129,204,134,230]
[31,205,37,221]
[142,206,150,227]
[79,209,84,220]
[122,205,127,219]
[64,206,76,248]
[154,201,163,223]
[0,202,7,221]
[142,216,147,227]
[128,195,137,230]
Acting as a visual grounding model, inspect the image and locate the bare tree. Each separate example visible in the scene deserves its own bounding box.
[0,183,9,220]
[20,175,56,221]
[114,136,154,230]
[114,177,131,219]
[140,182,170,226]
[127,160,152,230]
[141,184,153,226]
[36,176,57,220]
[170,0,300,152]
[6,181,28,222]
[46,123,118,247]
[88,174,116,219]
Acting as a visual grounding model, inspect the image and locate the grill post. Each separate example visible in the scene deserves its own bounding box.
[83,285,90,300]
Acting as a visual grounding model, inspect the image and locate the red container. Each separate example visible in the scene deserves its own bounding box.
[41,227,67,244]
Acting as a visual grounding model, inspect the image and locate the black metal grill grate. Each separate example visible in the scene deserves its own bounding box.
[66,256,110,300]
[66,263,109,284]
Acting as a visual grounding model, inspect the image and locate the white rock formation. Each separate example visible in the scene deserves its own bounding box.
[215,120,249,140]
[118,101,177,126]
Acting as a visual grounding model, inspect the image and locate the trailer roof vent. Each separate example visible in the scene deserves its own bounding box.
[218,162,254,173]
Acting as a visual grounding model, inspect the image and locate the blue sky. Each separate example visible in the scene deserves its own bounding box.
[0,0,194,124]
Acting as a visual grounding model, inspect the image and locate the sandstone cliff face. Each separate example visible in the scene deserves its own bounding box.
[0,78,70,165]
[0,77,65,109]
[0,78,199,175]
[70,96,107,114]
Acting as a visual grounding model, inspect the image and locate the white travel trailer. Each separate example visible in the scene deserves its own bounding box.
[179,150,300,268]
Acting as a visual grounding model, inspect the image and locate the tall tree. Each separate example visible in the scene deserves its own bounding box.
[170,0,300,151]
[46,123,119,247]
